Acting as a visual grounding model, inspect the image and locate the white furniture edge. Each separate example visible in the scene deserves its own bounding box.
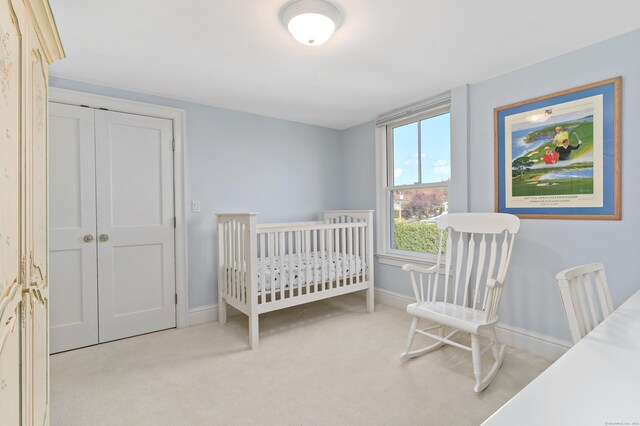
[375,287,571,361]
[49,87,190,329]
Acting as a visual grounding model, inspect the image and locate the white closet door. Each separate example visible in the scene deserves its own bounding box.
[49,103,99,353]
[95,110,176,342]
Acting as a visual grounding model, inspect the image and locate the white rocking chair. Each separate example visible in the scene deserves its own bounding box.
[556,262,614,345]
[401,213,520,392]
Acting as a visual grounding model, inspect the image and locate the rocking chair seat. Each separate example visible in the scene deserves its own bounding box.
[407,302,497,334]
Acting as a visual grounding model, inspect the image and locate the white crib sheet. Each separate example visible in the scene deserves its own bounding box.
[256,252,366,293]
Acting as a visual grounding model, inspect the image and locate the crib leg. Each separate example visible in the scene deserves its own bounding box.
[249,313,259,350]
[218,296,227,324]
[366,286,375,313]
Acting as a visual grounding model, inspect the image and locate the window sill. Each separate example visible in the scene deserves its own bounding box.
[375,253,438,269]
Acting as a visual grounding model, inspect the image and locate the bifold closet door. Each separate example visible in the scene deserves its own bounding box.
[49,103,99,353]
[95,110,176,343]
[49,104,176,351]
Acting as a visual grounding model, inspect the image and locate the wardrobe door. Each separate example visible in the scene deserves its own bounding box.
[95,110,176,342]
[0,0,24,422]
[25,20,51,425]
[49,103,98,353]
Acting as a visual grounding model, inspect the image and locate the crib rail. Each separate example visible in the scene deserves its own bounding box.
[217,211,374,315]
[217,210,374,349]
[256,221,368,306]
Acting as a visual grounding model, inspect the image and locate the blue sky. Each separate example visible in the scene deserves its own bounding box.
[393,113,450,186]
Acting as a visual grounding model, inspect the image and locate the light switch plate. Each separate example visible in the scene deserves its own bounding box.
[192,201,201,213]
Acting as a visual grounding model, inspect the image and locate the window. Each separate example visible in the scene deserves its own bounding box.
[384,108,451,257]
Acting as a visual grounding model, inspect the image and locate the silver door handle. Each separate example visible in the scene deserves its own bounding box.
[99,234,109,242]
[83,234,94,243]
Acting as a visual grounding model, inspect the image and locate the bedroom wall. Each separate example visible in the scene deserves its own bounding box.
[49,77,344,310]
[341,28,640,347]
[468,28,640,343]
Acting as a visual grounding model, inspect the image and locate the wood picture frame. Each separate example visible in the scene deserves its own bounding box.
[494,77,621,220]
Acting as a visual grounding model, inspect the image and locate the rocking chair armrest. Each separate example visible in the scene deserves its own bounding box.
[486,278,504,289]
[402,263,439,274]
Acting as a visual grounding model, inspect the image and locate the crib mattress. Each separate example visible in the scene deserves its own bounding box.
[256,252,366,292]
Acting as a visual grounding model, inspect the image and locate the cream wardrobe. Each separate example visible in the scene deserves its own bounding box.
[0,0,63,424]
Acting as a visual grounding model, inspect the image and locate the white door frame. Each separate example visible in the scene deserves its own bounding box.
[49,87,189,328]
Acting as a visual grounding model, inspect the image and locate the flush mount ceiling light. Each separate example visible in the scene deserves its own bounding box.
[281,0,343,46]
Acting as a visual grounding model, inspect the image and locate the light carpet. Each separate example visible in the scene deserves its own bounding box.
[51,294,550,425]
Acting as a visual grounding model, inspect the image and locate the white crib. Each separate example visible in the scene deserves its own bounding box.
[216,210,375,349]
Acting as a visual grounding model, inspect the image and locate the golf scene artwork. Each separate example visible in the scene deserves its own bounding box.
[495,78,621,219]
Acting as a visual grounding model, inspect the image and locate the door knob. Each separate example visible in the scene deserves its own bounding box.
[83,234,94,243]
[99,234,109,242]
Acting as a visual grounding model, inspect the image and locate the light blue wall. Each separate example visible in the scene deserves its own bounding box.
[468,28,640,341]
[49,77,344,309]
[341,28,640,342]
[50,27,640,340]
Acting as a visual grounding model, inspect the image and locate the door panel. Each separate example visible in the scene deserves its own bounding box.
[0,287,22,426]
[27,26,50,424]
[0,0,22,303]
[49,103,98,353]
[95,110,175,342]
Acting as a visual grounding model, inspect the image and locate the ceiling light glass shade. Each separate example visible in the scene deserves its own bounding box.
[281,0,343,47]
[288,13,335,46]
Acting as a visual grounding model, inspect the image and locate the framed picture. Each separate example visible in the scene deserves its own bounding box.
[494,77,621,220]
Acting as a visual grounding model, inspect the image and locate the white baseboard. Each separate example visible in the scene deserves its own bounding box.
[188,304,218,326]
[494,323,570,361]
[374,288,570,361]
[188,303,246,326]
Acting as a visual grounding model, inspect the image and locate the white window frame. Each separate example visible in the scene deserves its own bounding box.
[375,101,452,268]
[375,84,478,267]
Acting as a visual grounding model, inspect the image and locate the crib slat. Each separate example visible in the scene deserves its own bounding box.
[341,226,347,287]
[354,226,360,285]
[288,231,294,298]
[228,222,233,300]
[240,223,245,302]
[269,232,276,301]
[328,228,333,289]
[237,222,242,302]
[304,230,311,293]
[279,231,286,300]
[224,222,229,297]
[360,223,366,283]
[240,223,245,303]
[296,230,302,295]
[348,225,353,286]
[260,233,266,304]
[320,229,327,290]
[231,221,237,300]
[311,229,318,293]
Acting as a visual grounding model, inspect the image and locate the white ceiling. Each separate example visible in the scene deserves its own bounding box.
[49,0,640,130]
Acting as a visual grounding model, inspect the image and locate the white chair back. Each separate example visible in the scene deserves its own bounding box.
[426,213,519,323]
[556,262,614,345]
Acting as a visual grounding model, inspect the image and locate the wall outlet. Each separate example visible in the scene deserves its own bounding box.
[192,201,201,213]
